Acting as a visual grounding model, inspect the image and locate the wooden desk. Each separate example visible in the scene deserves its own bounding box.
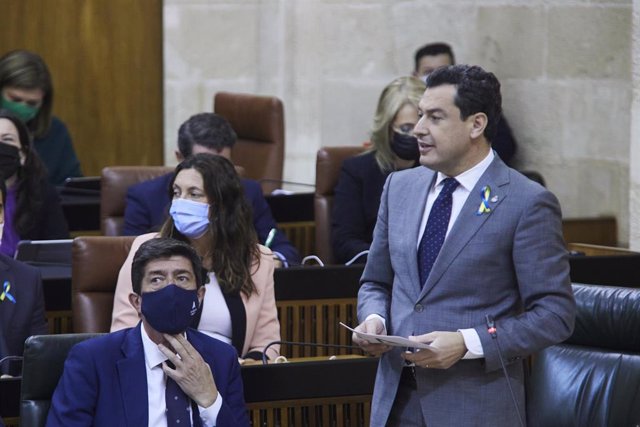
[562,216,617,246]
[243,356,377,427]
[274,265,364,358]
[28,263,72,334]
[266,192,315,258]
[570,254,640,287]
[0,377,20,426]
[1,356,377,427]
[58,187,101,233]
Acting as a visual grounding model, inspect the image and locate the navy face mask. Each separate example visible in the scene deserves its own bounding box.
[141,284,200,334]
[390,131,419,162]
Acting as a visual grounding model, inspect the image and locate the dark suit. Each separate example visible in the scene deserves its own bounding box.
[123,174,299,264]
[332,152,389,264]
[0,254,48,375]
[358,156,575,426]
[47,324,249,427]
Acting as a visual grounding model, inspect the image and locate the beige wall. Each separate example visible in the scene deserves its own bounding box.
[632,0,640,250]
[164,0,634,245]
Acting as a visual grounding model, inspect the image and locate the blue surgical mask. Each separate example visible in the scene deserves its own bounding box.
[169,198,210,238]
[141,284,199,334]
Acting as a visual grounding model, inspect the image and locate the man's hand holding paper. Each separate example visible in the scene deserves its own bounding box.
[402,331,467,369]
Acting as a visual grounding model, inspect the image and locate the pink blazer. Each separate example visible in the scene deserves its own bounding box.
[110,233,281,360]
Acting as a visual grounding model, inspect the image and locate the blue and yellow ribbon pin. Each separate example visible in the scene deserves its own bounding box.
[476,186,492,216]
[1,280,16,303]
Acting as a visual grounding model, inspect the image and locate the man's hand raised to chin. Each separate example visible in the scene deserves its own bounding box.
[159,333,219,408]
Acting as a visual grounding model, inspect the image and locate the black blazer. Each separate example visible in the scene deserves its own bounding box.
[21,179,69,240]
[0,254,48,374]
[331,151,392,264]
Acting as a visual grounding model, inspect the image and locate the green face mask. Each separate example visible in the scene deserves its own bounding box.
[0,96,40,123]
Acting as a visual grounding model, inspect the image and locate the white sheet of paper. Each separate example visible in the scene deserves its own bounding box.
[340,322,434,349]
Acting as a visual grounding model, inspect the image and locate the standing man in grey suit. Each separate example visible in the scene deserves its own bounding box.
[353,64,575,427]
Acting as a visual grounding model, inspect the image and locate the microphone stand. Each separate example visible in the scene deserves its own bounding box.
[486,315,525,427]
[261,341,364,365]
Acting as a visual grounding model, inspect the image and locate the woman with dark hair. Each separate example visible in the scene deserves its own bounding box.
[0,49,82,185]
[111,153,280,362]
[0,110,69,257]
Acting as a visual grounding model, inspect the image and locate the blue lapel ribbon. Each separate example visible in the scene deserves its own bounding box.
[476,185,492,216]
[1,280,16,303]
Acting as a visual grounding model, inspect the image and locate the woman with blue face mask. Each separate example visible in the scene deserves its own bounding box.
[111,153,280,363]
[0,49,82,185]
[332,76,425,264]
[0,110,69,257]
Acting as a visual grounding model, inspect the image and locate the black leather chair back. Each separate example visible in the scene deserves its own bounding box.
[20,334,102,427]
[527,283,640,426]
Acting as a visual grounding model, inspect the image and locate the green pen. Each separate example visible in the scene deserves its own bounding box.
[265,228,277,248]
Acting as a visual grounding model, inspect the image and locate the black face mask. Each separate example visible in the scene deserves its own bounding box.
[390,131,419,162]
[0,144,21,179]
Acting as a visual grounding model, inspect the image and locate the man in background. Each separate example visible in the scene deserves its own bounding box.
[413,42,517,166]
[124,113,300,267]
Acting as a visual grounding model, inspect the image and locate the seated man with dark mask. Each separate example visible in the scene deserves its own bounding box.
[47,238,249,426]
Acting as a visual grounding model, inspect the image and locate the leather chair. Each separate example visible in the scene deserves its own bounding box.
[526,283,640,426]
[100,166,173,236]
[72,236,135,333]
[314,146,366,265]
[20,333,102,427]
[213,91,285,194]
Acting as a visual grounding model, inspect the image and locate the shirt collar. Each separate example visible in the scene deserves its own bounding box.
[434,149,495,192]
[140,323,169,370]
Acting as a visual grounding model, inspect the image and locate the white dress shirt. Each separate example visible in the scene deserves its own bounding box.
[365,150,495,358]
[140,324,223,426]
[416,149,495,358]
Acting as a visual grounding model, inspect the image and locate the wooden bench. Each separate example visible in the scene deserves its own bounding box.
[562,216,617,246]
[274,265,363,358]
[243,356,376,427]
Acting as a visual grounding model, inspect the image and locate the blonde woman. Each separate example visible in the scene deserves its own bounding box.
[332,76,425,264]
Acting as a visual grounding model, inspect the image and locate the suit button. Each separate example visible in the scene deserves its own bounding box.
[414,304,424,313]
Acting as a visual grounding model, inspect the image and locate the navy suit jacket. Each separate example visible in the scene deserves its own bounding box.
[0,255,48,374]
[123,173,299,264]
[47,324,249,427]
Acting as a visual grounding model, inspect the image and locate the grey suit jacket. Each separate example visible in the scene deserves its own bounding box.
[357,156,576,427]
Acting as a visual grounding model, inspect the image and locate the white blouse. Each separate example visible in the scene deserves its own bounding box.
[197,272,233,345]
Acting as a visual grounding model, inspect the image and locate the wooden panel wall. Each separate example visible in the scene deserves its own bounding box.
[0,0,163,176]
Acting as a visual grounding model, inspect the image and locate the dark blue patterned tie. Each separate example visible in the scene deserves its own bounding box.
[418,178,460,287]
[166,374,191,426]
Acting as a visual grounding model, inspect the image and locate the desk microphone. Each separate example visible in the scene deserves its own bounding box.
[345,250,369,266]
[300,255,325,266]
[0,355,23,377]
[261,340,363,365]
[259,179,316,189]
[485,315,525,427]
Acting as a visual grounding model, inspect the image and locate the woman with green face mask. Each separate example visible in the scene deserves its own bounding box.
[0,49,82,185]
